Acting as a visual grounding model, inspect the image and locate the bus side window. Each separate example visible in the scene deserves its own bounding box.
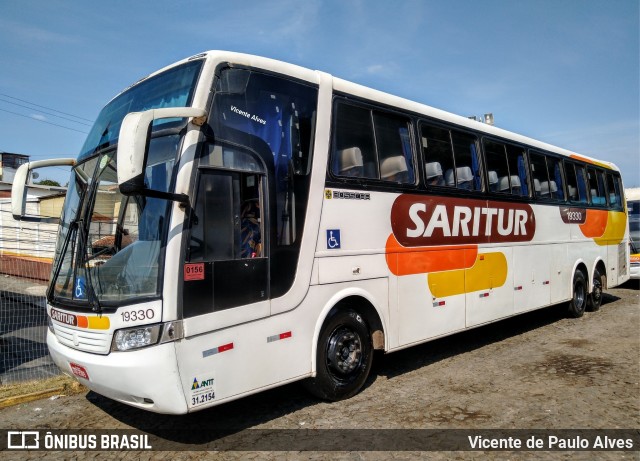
[450,131,481,191]
[483,139,526,195]
[331,101,416,184]
[545,156,565,201]
[597,170,607,206]
[421,124,453,188]
[332,102,377,179]
[421,123,480,191]
[576,165,589,203]
[530,152,551,200]
[507,145,529,196]
[373,111,415,184]
[605,172,622,209]
[587,167,606,206]
[565,163,579,203]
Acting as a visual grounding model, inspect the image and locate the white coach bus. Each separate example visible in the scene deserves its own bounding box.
[12,51,630,414]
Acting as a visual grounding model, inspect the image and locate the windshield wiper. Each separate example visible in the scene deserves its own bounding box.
[76,219,102,314]
[86,246,113,262]
[48,220,75,301]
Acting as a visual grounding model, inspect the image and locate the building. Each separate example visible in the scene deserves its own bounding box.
[0,151,30,199]
[0,151,66,280]
[0,151,29,183]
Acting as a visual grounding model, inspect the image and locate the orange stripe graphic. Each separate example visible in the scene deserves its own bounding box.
[569,154,612,170]
[579,209,608,238]
[76,316,89,328]
[385,234,477,276]
[579,210,627,246]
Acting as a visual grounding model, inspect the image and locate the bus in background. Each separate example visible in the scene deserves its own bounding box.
[12,51,630,414]
[630,241,640,280]
[626,188,640,279]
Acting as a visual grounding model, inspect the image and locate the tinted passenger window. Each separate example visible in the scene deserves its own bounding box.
[373,112,414,183]
[332,103,377,179]
[421,123,481,191]
[483,139,529,196]
[605,172,622,209]
[530,152,564,201]
[331,101,415,184]
[565,162,588,204]
[545,156,565,200]
[587,167,606,206]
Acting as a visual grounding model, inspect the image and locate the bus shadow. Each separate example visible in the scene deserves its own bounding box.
[619,279,639,290]
[86,295,623,446]
[376,295,619,381]
[86,381,319,444]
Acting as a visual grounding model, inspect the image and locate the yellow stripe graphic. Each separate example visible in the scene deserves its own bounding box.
[428,252,508,298]
[86,316,110,330]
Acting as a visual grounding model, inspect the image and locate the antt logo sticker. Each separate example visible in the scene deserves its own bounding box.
[190,375,216,407]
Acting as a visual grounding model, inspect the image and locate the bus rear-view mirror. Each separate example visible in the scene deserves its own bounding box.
[117,107,207,196]
[11,159,75,223]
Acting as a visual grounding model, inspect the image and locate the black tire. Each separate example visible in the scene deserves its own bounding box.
[304,309,373,401]
[587,267,603,312]
[567,270,587,318]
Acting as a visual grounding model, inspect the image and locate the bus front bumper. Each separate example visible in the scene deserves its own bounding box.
[47,330,188,414]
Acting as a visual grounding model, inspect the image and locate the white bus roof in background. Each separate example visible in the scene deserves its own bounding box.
[626,187,640,201]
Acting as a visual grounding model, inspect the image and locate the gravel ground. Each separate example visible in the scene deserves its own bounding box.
[1,281,638,460]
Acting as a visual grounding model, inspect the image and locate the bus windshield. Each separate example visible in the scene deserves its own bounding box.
[78,59,202,161]
[50,60,203,308]
[50,136,179,307]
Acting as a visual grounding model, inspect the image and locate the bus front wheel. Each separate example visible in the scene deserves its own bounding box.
[567,270,587,318]
[304,309,373,401]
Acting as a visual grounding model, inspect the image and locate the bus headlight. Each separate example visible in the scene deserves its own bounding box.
[112,325,161,352]
[111,321,183,352]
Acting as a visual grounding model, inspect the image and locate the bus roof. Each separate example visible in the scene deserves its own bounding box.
[114,50,622,173]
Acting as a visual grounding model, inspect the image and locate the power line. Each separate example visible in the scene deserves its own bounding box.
[0,108,89,135]
[0,93,94,123]
[0,97,93,127]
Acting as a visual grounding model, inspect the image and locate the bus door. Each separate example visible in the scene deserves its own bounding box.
[182,144,269,325]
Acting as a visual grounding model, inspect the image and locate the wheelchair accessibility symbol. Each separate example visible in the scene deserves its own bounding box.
[326,229,341,249]
[75,277,87,300]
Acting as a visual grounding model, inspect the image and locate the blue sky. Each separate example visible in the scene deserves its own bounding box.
[1,0,638,186]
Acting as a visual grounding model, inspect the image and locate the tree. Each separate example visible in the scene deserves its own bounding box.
[35,179,61,187]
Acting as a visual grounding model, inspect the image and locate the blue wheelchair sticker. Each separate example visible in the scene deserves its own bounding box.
[74,276,87,300]
[326,229,341,249]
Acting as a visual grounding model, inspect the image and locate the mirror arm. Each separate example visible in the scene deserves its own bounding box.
[130,188,190,206]
[122,185,192,213]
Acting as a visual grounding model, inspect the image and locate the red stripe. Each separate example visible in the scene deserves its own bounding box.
[218,343,234,353]
[279,332,292,340]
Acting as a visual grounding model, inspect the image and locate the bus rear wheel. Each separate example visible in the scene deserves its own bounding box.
[567,270,587,318]
[587,267,603,312]
[304,309,373,401]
